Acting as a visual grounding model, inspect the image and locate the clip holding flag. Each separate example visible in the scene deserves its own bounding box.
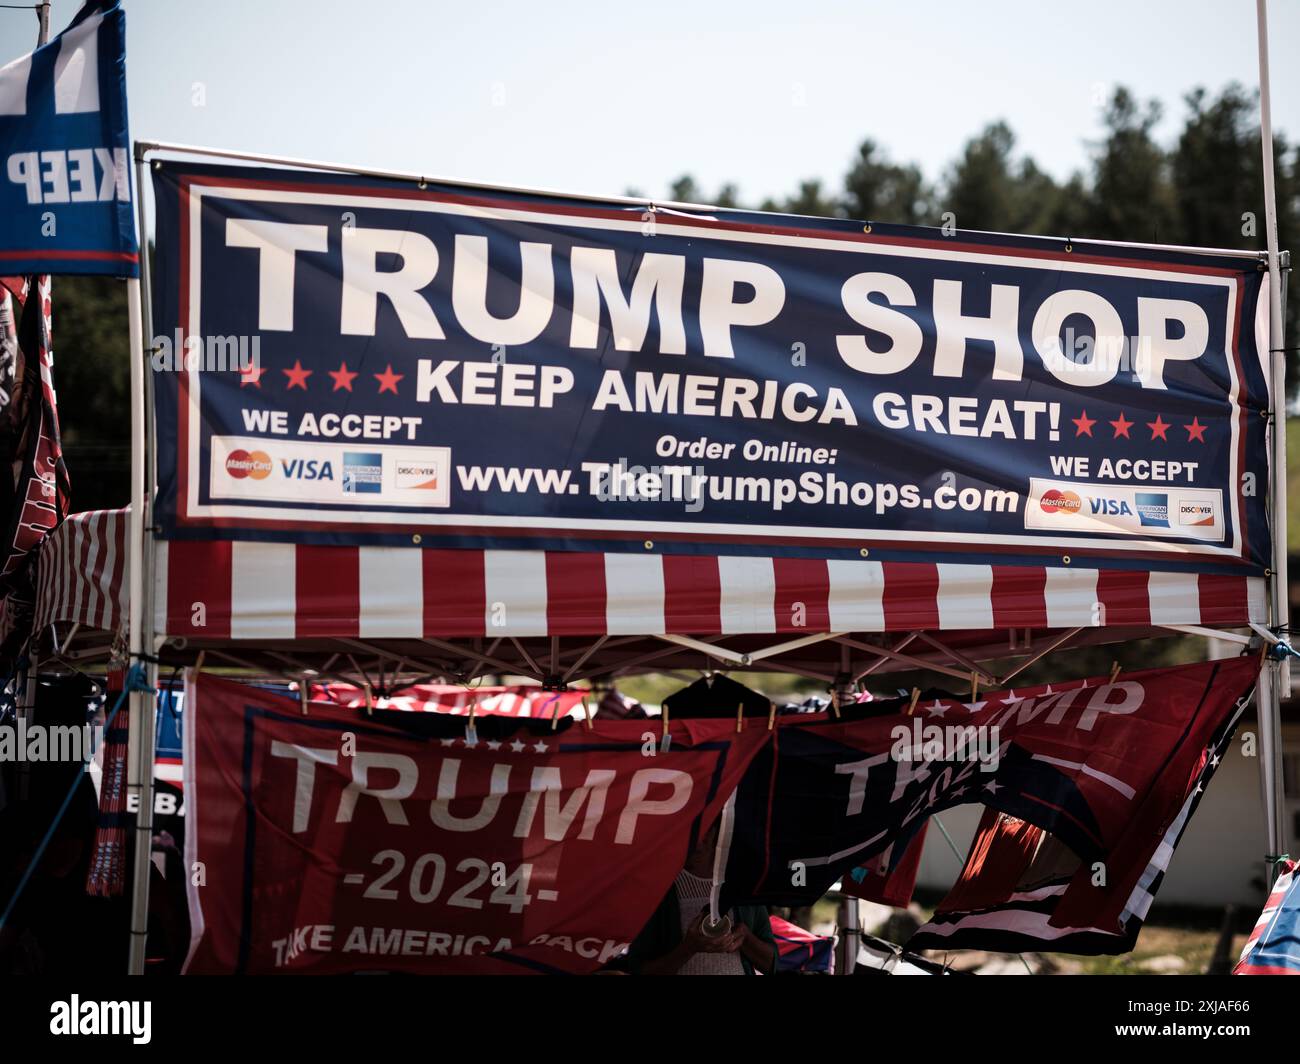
[465,695,478,747]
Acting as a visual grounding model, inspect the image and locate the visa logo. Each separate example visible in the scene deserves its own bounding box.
[1089,498,1132,516]
[280,459,335,480]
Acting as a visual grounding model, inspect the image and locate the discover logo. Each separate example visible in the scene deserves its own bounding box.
[49,996,150,1044]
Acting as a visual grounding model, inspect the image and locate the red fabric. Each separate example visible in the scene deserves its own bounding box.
[296,546,359,638]
[936,807,1045,913]
[990,565,1048,629]
[183,673,768,974]
[773,558,831,632]
[662,554,720,633]
[310,682,589,719]
[842,822,928,908]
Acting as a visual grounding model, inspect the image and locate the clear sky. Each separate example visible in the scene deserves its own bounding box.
[4,0,1297,206]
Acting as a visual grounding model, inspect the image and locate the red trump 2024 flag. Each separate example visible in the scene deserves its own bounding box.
[182,674,767,974]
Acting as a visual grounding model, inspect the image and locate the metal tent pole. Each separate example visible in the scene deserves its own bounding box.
[18,0,50,816]
[125,148,158,975]
[1255,0,1290,879]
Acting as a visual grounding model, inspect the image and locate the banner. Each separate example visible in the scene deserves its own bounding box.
[0,1,137,276]
[182,674,766,974]
[150,161,1268,570]
[720,656,1258,939]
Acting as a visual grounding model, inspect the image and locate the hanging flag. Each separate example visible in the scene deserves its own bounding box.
[770,915,834,974]
[842,821,928,908]
[1234,859,1300,975]
[720,657,1258,943]
[908,674,1245,956]
[182,673,768,974]
[309,681,590,719]
[85,667,128,897]
[0,275,70,589]
[0,0,137,276]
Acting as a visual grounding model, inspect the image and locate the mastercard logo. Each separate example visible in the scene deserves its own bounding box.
[1039,489,1082,515]
[225,449,272,480]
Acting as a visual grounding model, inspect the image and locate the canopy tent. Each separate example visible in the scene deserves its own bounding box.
[28,507,1266,690]
[9,75,1287,973]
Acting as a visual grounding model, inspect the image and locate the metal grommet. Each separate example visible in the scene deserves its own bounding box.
[644,539,654,550]
[1064,242,1073,253]
[863,224,872,234]
[152,159,161,170]
[412,533,422,545]
[418,178,428,190]
[1266,567,1274,577]
[859,547,870,558]
[1062,555,1071,565]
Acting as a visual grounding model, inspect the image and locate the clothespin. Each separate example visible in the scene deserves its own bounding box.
[363,682,373,717]
[970,673,979,703]
[298,677,310,716]
[660,704,671,752]
[465,695,478,746]
[907,687,921,716]
[767,701,776,731]
[550,692,562,731]
[193,650,205,673]
[831,690,841,719]
[1108,661,1121,683]
[580,695,593,732]
[735,702,744,733]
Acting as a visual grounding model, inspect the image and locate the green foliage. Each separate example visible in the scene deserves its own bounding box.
[843,139,930,226]
[665,82,1298,385]
[50,275,131,512]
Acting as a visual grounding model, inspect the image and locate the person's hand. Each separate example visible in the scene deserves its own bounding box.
[682,910,745,954]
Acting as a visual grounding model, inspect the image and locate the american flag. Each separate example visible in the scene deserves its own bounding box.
[1235,859,1300,975]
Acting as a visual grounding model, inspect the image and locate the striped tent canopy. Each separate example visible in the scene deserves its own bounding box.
[27,508,1266,688]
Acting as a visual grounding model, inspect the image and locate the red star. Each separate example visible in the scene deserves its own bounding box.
[374,364,404,395]
[282,359,312,390]
[328,361,358,392]
[240,361,267,387]
[1185,417,1207,443]
[1109,412,1133,439]
[1147,414,1170,441]
[1072,410,1097,437]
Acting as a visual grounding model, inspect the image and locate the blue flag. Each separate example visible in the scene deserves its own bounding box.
[0,0,137,276]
